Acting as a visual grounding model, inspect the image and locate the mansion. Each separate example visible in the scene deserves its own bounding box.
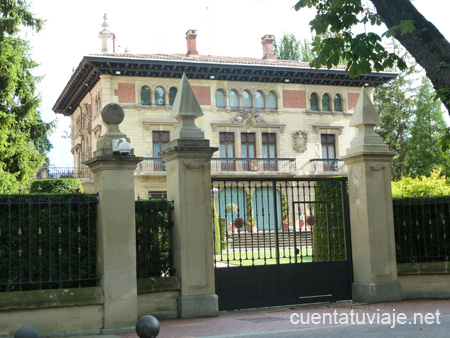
[53,17,396,197]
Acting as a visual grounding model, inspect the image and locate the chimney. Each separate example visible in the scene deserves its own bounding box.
[261,34,276,60]
[186,29,199,56]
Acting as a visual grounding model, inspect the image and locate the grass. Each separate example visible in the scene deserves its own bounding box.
[215,248,314,266]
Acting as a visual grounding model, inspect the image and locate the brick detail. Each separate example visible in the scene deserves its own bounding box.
[192,86,211,105]
[114,83,135,103]
[282,90,306,109]
[348,93,360,110]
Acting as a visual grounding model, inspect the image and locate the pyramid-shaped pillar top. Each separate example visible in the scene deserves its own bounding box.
[349,87,382,127]
[170,73,205,140]
[345,87,390,156]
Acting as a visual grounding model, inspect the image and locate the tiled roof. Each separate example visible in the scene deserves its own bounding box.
[90,52,350,71]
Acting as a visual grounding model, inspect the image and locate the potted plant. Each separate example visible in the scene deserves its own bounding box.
[225,203,239,233]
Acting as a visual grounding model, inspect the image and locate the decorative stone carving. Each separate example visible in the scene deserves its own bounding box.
[231,109,267,124]
[292,130,308,153]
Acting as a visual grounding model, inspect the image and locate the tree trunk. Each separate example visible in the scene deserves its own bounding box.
[370,0,450,113]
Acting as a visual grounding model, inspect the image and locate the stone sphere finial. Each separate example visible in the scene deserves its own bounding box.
[15,325,41,338]
[102,103,125,126]
[136,315,160,337]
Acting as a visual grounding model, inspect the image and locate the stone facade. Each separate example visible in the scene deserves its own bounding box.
[55,24,396,197]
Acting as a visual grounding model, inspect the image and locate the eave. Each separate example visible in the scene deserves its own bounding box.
[53,55,398,116]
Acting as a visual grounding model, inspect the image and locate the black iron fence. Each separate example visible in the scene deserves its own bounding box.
[394,195,450,263]
[212,177,350,267]
[0,193,98,292]
[135,199,174,278]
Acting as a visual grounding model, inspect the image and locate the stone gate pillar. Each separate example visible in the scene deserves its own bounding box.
[86,103,143,328]
[160,74,219,318]
[342,88,402,303]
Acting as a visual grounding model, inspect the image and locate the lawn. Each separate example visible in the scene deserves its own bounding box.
[215,248,314,266]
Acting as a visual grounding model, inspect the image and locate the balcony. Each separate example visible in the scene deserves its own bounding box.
[36,167,92,179]
[211,158,297,174]
[137,158,166,175]
[309,159,347,175]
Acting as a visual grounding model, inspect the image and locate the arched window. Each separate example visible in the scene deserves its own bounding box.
[322,94,330,111]
[229,90,239,108]
[268,91,277,109]
[155,86,165,105]
[242,90,252,108]
[141,86,150,105]
[169,87,177,106]
[310,93,318,110]
[334,94,343,111]
[215,89,226,107]
[255,91,265,109]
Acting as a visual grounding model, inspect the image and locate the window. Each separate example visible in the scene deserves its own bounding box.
[334,94,343,111]
[262,133,277,171]
[229,90,239,108]
[220,132,235,171]
[322,94,330,111]
[153,131,170,171]
[310,93,318,110]
[241,133,256,171]
[268,91,277,109]
[155,86,165,105]
[321,134,337,171]
[169,87,177,106]
[242,90,252,108]
[141,86,151,105]
[215,89,226,107]
[255,91,265,109]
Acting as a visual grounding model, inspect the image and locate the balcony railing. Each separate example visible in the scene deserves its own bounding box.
[36,167,91,179]
[211,158,297,173]
[137,158,166,174]
[309,159,347,174]
[37,158,345,179]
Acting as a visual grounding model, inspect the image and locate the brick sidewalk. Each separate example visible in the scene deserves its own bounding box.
[111,299,450,338]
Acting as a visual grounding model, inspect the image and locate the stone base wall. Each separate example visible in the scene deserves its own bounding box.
[399,275,450,299]
[0,278,180,337]
[0,287,103,337]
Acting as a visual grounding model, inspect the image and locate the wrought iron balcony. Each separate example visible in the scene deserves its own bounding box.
[36,167,92,179]
[211,158,297,173]
[309,159,347,174]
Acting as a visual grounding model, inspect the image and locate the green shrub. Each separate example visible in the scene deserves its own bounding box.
[393,195,450,263]
[135,199,174,278]
[219,217,226,250]
[392,169,450,198]
[312,180,346,261]
[0,194,98,292]
[213,201,221,254]
[30,179,83,194]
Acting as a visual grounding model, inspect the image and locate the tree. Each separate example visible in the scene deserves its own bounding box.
[274,33,319,62]
[374,43,416,180]
[299,38,316,62]
[0,1,53,193]
[294,0,450,122]
[404,77,450,177]
[274,33,301,61]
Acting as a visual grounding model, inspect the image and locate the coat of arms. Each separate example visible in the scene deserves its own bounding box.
[292,130,308,153]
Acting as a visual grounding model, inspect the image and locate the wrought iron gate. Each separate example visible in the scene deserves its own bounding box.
[212,177,352,311]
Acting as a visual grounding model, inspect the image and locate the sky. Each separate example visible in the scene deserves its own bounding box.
[24,0,450,167]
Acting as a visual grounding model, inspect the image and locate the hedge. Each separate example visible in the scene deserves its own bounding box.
[30,179,83,194]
